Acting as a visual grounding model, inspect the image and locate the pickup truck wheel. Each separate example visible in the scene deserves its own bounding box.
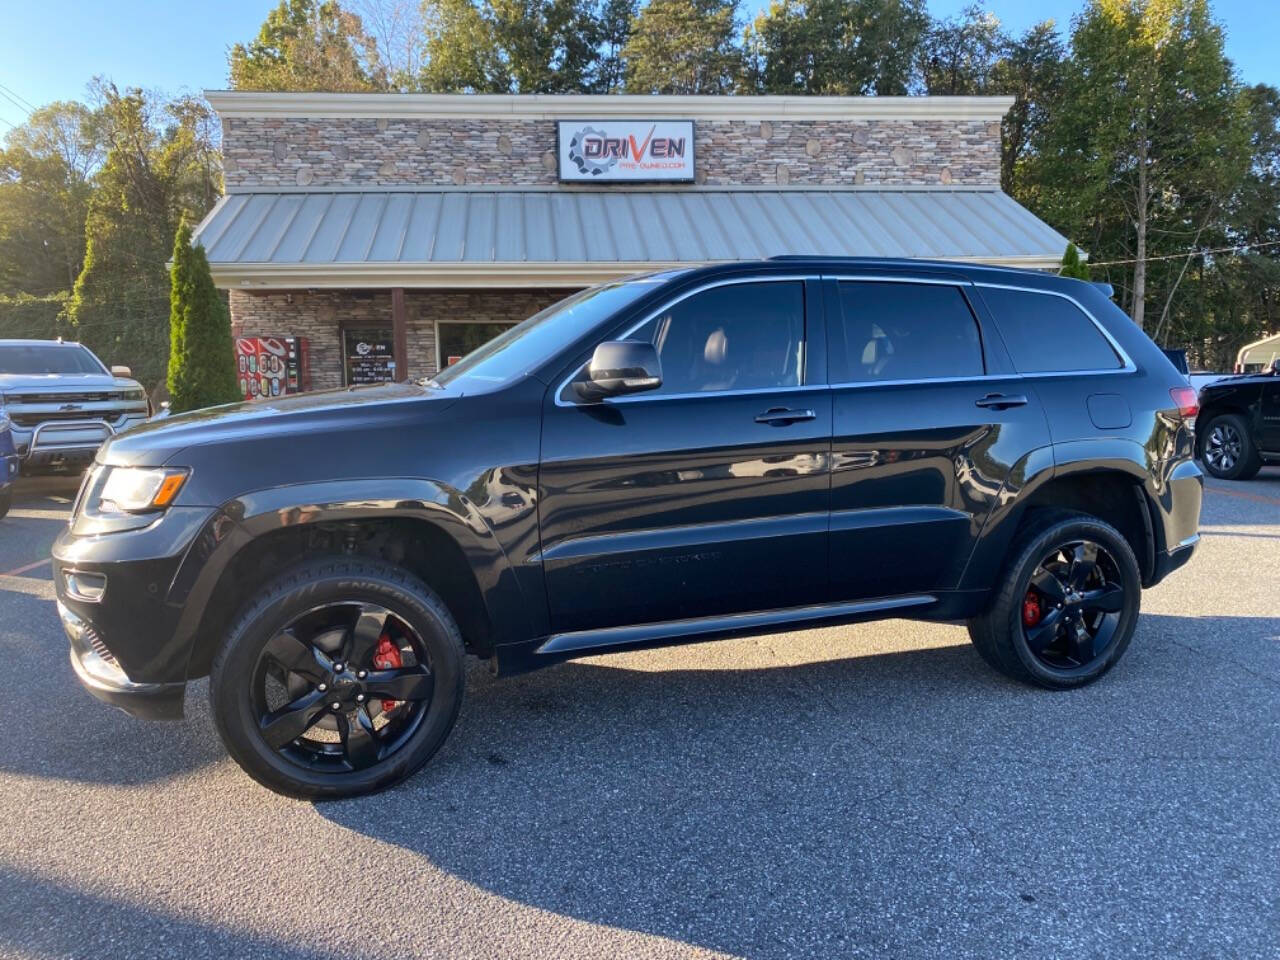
[210,557,465,799]
[967,511,1141,690]
[1199,412,1261,480]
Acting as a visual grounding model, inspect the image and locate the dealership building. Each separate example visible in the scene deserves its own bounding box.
[196,91,1074,393]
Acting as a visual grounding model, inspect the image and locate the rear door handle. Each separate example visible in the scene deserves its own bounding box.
[974,393,1028,410]
[755,407,816,425]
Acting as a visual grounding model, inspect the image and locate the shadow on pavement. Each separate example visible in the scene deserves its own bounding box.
[0,865,349,960]
[313,612,1280,957]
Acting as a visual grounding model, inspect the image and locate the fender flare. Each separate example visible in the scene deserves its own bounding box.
[166,477,532,673]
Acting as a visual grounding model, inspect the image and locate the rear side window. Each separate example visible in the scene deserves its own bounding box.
[834,281,984,383]
[626,281,805,395]
[980,287,1122,373]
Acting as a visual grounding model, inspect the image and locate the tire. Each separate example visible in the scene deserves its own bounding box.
[210,556,465,799]
[1199,412,1261,480]
[967,510,1141,690]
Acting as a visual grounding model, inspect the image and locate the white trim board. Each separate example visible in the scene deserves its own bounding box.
[205,91,1015,123]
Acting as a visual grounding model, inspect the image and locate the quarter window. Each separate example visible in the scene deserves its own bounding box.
[980,287,1122,373]
[626,281,805,395]
[835,281,984,383]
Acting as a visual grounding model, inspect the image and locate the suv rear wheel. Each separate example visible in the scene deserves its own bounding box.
[210,557,465,799]
[1199,412,1261,480]
[968,510,1141,689]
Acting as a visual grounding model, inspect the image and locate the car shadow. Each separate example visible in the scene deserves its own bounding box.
[0,865,348,960]
[313,612,1279,957]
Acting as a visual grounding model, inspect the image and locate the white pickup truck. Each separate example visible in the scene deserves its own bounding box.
[0,340,149,474]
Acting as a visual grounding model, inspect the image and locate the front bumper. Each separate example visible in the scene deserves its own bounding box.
[61,601,185,720]
[1,451,17,491]
[14,415,148,471]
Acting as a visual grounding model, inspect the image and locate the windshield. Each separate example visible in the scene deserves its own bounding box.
[429,276,678,390]
[0,343,107,375]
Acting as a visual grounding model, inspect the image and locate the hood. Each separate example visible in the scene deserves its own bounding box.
[0,373,142,396]
[102,381,461,467]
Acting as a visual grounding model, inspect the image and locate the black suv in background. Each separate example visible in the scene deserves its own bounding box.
[1195,361,1280,480]
[53,259,1202,798]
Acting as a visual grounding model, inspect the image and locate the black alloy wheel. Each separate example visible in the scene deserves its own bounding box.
[253,602,434,774]
[1021,540,1126,670]
[1202,419,1243,475]
[967,510,1141,690]
[211,558,465,798]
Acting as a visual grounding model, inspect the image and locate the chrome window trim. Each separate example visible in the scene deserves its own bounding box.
[971,280,1137,375]
[553,274,818,408]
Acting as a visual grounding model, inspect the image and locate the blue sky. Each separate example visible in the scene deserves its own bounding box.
[0,0,1276,130]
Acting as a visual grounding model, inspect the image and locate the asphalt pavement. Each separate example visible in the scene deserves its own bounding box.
[0,470,1277,959]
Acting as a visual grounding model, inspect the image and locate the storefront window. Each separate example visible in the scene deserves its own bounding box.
[343,327,395,385]
[438,322,518,368]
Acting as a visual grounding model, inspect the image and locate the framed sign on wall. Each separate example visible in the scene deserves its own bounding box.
[557,120,695,183]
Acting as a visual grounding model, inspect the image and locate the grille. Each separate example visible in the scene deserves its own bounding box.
[86,626,119,667]
[6,391,129,405]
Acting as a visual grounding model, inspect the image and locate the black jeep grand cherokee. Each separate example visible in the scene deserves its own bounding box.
[55,259,1203,798]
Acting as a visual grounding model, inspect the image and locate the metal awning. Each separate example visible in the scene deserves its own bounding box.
[194,186,1074,288]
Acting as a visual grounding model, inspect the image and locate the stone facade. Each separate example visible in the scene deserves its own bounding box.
[230,288,566,389]
[221,117,1001,190]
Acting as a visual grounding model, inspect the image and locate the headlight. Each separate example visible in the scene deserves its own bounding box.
[97,466,188,513]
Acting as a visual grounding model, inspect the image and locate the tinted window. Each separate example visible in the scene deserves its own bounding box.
[981,287,1122,373]
[626,281,805,395]
[0,344,106,375]
[431,277,672,389]
[835,282,983,383]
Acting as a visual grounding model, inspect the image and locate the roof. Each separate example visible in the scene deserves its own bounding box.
[194,186,1074,289]
[204,91,1014,122]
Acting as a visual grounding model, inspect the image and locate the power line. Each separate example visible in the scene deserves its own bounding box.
[0,82,37,113]
[1088,239,1280,268]
[0,87,31,119]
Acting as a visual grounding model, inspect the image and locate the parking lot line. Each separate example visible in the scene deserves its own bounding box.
[1204,484,1280,506]
[0,557,51,577]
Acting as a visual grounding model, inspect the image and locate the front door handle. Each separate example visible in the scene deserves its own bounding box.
[755,407,816,425]
[974,393,1028,410]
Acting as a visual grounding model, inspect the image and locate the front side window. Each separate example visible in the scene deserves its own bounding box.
[835,281,984,384]
[979,287,1122,373]
[625,281,806,396]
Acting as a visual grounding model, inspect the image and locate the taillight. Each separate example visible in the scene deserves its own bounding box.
[1169,386,1199,420]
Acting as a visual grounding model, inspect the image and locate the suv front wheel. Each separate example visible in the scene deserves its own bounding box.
[968,511,1141,689]
[210,557,465,799]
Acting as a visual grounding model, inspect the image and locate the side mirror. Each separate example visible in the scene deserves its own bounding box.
[574,341,662,403]
[111,365,132,378]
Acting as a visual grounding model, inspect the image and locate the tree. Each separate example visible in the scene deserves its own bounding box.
[420,0,603,93]
[1060,243,1091,280]
[919,3,1004,95]
[992,21,1065,196]
[167,221,240,413]
[230,0,387,91]
[1027,0,1250,329]
[594,0,637,92]
[624,0,742,94]
[352,0,426,87]
[0,102,103,296]
[69,83,222,389]
[744,0,926,95]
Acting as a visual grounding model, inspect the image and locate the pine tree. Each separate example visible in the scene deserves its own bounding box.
[1059,243,1091,280]
[167,222,241,414]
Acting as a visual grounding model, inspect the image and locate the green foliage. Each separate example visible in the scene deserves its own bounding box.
[230,0,387,91]
[420,0,605,93]
[1059,244,1091,280]
[0,293,70,340]
[624,0,742,94]
[744,0,926,95]
[68,83,221,390]
[167,222,240,414]
[0,102,102,298]
[919,3,1004,94]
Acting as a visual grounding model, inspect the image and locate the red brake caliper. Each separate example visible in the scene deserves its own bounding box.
[1022,590,1042,627]
[373,633,403,713]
